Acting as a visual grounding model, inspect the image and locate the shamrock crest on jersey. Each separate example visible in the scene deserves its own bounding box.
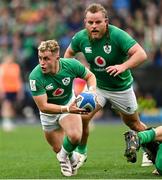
[62,77,71,86]
[103,45,111,54]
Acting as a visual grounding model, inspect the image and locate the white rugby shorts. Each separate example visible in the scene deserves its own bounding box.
[96,86,138,115]
[40,93,76,132]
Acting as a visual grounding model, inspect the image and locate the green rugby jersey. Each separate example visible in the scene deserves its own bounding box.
[29,58,87,105]
[70,24,137,91]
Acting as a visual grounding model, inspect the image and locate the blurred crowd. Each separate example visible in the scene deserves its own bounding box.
[0,0,162,128]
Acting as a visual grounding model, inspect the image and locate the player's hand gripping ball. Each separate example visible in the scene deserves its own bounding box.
[76,92,97,112]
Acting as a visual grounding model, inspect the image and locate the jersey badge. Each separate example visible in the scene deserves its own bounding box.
[94,56,106,67]
[30,80,36,91]
[103,45,111,54]
[45,83,53,90]
[53,88,64,96]
[126,107,131,112]
[85,47,92,53]
[62,77,70,86]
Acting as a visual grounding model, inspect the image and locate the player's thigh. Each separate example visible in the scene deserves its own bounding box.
[40,114,64,150]
[108,87,138,115]
[112,88,141,125]
[59,113,83,137]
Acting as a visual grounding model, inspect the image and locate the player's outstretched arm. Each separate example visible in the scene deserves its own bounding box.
[32,94,88,114]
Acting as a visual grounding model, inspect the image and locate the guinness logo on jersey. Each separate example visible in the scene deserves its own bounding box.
[94,56,106,67]
[53,88,64,96]
[62,77,70,86]
[103,45,111,54]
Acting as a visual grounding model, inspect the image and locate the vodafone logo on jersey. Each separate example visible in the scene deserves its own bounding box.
[53,88,64,96]
[94,56,106,67]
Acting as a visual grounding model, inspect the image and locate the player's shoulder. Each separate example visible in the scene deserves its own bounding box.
[60,58,84,71]
[29,65,42,79]
[75,29,87,36]
[72,29,88,40]
[60,58,82,66]
[109,24,125,36]
[109,24,133,42]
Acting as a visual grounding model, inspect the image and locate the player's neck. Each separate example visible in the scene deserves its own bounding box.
[51,61,60,74]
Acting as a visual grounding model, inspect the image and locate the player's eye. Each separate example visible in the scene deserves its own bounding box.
[88,21,93,25]
[96,21,102,24]
[43,57,50,61]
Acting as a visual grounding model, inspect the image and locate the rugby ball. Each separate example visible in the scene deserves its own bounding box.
[76,92,96,112]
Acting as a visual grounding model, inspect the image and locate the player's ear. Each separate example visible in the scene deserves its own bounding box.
[105,17,108,25]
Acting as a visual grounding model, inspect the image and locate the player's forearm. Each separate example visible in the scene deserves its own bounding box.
[84,73,96,93]
[123,50,147,70]
[38,103,69,114]
[33,94,69,114]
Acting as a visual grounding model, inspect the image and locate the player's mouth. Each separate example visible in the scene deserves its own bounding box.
[91,30,99,34]
[41,67,46,72]
[90,30,100,39]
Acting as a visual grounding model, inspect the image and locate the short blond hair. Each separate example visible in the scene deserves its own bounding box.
[85,3,108,18]
[38,40,60,54]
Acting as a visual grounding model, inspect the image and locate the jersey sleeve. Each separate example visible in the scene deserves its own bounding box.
[29,73,46,96]
[70,59,87,78]
[113,27,137,53]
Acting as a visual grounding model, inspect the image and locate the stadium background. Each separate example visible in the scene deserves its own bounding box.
[0,0,162,123]
[0,0,162,178]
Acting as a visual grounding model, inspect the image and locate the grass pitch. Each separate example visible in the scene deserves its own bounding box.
[0,123,161,179]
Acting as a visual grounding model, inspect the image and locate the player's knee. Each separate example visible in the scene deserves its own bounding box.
[125,121,144,131]
[130,124,139,131]
[124,121,136,130]
[132,123,146,131]
[68,131,81,144]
